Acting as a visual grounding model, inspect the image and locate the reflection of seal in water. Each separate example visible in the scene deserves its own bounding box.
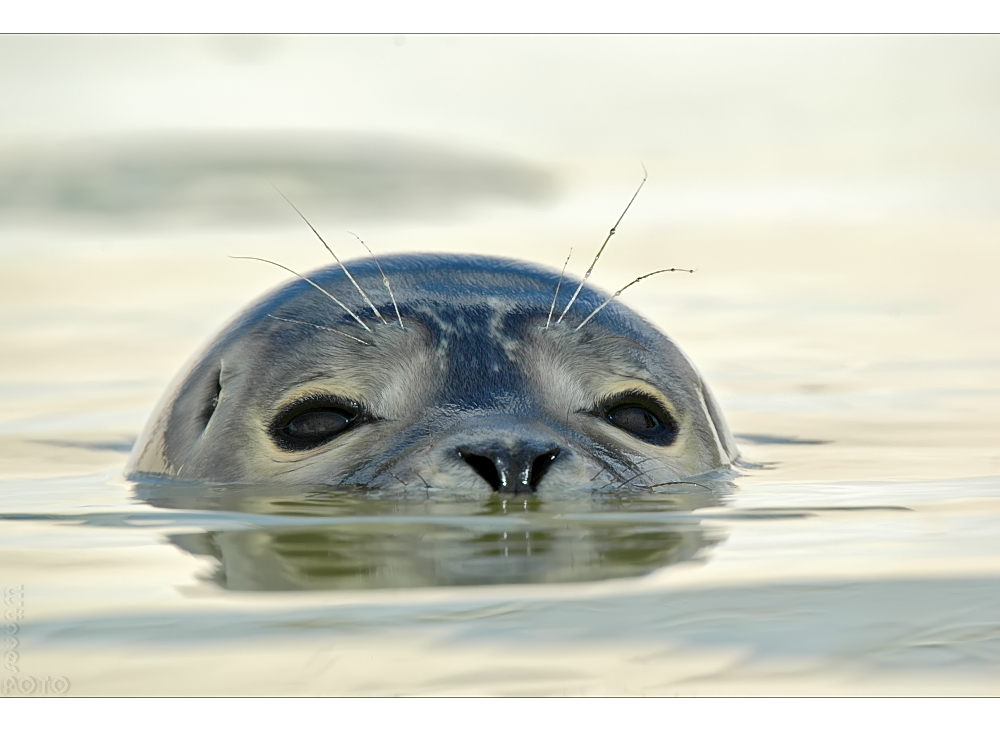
[127,253,737,495]
[138,482,727,590]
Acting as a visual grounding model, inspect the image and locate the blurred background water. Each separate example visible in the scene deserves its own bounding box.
[1,34,999,696]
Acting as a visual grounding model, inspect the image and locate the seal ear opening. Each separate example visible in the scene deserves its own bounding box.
[701,379,738,464]
[200,363,223,430]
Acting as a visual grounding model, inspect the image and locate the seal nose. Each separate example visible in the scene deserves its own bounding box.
[457,444,561,493]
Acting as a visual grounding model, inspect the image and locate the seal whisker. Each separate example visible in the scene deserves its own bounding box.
[271,185,388,326]
[590,459,625,483]
[645,480,714,493]
[415,472,433,498]
[545,247,573,330]
[350,231,405,330]
[594,472,656,492]
[591,452,654,490]
[557,165,647,324]
[614,468,656,490]
[590,459,628,484]
[230,256,373,332]
[612,456,656,486]
[265,315,374,347]
[574,267,693,331]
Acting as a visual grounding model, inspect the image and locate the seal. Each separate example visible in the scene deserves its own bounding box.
[127,252,738,495]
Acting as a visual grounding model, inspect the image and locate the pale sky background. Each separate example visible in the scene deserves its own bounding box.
[1,34,999,232]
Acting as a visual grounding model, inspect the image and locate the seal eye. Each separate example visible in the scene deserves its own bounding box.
[285,410,351,439]
[271,398,360,451]
[602,395,679,447]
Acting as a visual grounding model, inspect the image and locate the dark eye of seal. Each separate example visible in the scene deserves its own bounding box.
[271,398,361,451]
[602,394,679,447]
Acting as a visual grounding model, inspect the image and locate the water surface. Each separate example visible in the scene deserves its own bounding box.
[3,209,999,696]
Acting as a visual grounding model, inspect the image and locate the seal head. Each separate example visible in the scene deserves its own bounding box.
[128,254,737,495]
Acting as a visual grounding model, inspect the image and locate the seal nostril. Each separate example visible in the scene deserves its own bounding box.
[459,451,502,490]
[530,448,560,488]
[459,444,561,492]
